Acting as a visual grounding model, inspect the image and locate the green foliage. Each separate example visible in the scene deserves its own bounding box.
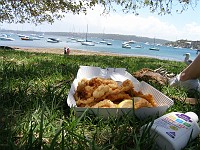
[0,0,86,24]
[0,49,200,149]
[0,0,197,24]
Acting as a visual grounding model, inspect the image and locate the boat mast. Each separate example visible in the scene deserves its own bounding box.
[86,24,88,42]
[102,27,105,41]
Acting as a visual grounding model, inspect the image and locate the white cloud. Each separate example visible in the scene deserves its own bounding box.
[52,8,187,41]
[182,22,200,40]
[99,14,179,40]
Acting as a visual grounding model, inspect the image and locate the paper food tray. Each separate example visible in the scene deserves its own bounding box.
[135,81,174,119]
[67,66,174,119]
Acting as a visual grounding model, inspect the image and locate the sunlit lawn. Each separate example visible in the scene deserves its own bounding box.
[0,49,200,149]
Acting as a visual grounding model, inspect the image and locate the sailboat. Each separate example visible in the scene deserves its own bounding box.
[0,34,15,41]
[99,28,112,45]
[149,38,159,51]
[81,25,95,46]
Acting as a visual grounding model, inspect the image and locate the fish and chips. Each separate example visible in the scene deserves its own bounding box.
[74,77,158,110]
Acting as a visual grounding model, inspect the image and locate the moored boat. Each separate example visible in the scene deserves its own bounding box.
[128,40,136,44]
[135,45,142,48]
[81,41,95,46]
[149,47,159,51]
[31,37,41,40]
[149,38,159,51]
[81,24,95,46]
[99,40,107,44]
[47,38,60,43]
[107,42,112,45]
[122,43,131,49]
[122,41,131,48]
[21,37,33,41]
[17,34,26,37]
[122,44,131,49]
[0,35,15,41]
[99,39,112,46]
[38,35,44,38]
[76,39,85,42]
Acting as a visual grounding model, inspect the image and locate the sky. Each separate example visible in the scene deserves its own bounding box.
[1,1,200,41]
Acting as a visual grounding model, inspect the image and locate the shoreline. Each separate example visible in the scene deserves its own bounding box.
[13,46,124,57]
[12,47,181,61]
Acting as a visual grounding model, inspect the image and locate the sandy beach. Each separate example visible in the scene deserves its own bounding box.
[13,47,122,57]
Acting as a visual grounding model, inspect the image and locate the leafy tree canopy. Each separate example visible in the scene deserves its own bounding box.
[0,0,197,24]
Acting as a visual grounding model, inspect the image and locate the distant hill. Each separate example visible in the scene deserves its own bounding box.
[1,29,170,44]
[88,33,170,45]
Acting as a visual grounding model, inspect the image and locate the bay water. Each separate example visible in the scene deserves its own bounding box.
[0,32,198,62]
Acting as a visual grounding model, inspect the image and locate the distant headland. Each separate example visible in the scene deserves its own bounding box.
[166,40,200,50]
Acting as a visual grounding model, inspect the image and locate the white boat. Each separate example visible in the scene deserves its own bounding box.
[30,34,37,36]
[47,38,60,43]
[81,24,95,46]
[17,34,26,37]
[128,40,136,44]
[36,33,45,38]
[135,45,142,48]
[122,41,129,45]
[107,42,112,45]
[81,41,95,46]
[156,43,162,46]
[38,35,44,38]
[149,38,159,51]
[122,43,131,49]
[100,40,112,46]
[31,36,40,40]
[30,34,44,39]
[122,44,131,49]
[173,46,179,49]
[100,28,108,44]
[99,40,107,44]
[149,47,159,51]
[71,37,76,41]
[76,39,85,42]
[0,37,15,41]
[0,35,15,41]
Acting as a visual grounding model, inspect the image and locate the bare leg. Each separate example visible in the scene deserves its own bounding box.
[169,54,200,91]
[180,54,200,81]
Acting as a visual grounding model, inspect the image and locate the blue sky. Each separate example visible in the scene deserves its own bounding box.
[1,2,200,41]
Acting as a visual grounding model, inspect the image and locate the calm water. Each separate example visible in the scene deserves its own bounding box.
[0,32,198,62]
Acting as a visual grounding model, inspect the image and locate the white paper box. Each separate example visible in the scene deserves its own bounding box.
[67,66,174,119]
[134,81,174,119]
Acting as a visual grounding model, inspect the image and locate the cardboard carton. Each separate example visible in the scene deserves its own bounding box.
[67,66,174,119]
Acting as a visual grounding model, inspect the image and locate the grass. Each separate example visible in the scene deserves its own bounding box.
[0,49,200,150]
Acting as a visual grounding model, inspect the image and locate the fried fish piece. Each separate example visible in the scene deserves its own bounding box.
[132,90,157,107]
[76,97,95,107]
[118,97,154,109]
[120,79,134,92]
[134,97,153,110]
[74,77,157,109]
[91,99,117,108]
[93,84,110,99]
[88,77,105,87]
[76,78,89,92]
[106,92,132,102]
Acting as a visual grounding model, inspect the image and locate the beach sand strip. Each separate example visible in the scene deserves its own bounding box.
[13,47,122,57]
